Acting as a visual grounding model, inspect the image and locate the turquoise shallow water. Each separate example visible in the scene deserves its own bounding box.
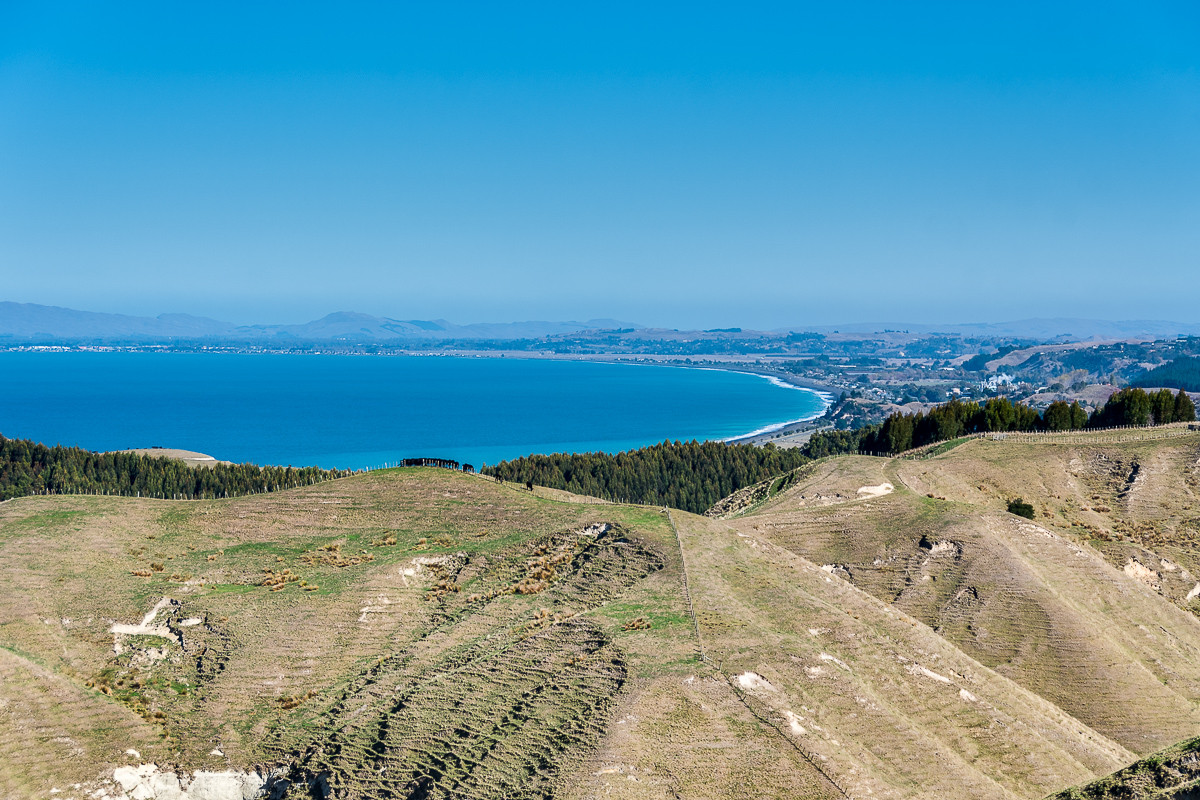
[0,353,827,469]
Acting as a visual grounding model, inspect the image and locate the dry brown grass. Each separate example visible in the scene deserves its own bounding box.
[3,439,1200,799]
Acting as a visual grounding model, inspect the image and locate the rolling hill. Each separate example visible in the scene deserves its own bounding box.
[0,302,635,343]
[2,427,1200,798]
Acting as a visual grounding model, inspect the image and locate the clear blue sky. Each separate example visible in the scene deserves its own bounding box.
[2,2,1197,328]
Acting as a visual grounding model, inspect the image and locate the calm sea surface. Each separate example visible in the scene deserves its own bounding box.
[0,353,827,469]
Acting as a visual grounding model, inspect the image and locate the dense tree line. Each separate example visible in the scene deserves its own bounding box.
[1089,387,1195,428]
[1132,356,1200,393]
[483,440,809,514]
[481,388,1197,513]
[0,435,350,501]
[807,388,1195,457]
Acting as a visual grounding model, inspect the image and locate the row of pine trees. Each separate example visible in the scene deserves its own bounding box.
[824,387,1196,456]
[0,436,350,501]
[483,439,809,514]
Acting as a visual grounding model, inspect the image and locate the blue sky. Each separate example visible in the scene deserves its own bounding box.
[1,2,1197,328]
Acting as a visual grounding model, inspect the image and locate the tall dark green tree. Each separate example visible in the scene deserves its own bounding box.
[1044,401,1073,431]
[1151,388,1177,425]
[1069,400,1089,429]
[1089,387,1152,427]
[1177,389,1197,423]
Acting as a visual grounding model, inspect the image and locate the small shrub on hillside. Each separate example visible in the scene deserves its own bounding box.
[1007,498,1036,519]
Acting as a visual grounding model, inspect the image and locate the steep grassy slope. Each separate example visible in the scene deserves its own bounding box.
[3,432,1200,798]
[892,435,1200,614]
[721,433,1200,787]
[0,470,693,798]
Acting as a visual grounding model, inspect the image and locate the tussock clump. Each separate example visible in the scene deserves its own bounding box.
[261,568,300,589]
[512,577,550,595]
[300,542,376,568]
[424,578,460,601]
[278,690,317,710]
[622,617,651,631]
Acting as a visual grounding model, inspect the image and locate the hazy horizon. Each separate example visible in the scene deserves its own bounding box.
[8,299,1200,338]
[3,3,1198,328]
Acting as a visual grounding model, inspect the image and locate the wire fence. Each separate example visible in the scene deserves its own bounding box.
[666,508,718,668]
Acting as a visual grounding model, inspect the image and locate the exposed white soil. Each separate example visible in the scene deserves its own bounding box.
[110,598,181,654]
[1123,558,1160,588]
[86,764,287,800]
[928,540,960,556]
[782,710,808,736]
[735,671,778,693]
[856,482,894,499]
[819,653,850,671]
[357,594,395,623]
[577,522,611,537]
[908,664,952,684]
[1187,583,1200,603]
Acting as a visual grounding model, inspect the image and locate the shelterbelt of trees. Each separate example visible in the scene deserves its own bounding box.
[483,440,809,514]
[1132,355,1200,392]
[485,389,1197,513]
[812,387,1196,457]
[0,435,351,501]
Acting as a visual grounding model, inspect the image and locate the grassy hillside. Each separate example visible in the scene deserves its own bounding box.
[2,428,1200,798]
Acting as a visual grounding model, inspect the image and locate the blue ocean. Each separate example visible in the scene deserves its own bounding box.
[0,353,827,469]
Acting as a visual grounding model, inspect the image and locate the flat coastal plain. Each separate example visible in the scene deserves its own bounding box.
[2,428,1200,799]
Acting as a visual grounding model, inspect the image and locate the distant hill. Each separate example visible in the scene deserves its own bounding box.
[0,302,233,340]
[799,318,1200,340]
[0,302,637,343]
[1131,356,1200,392]
[6,302,1198,346]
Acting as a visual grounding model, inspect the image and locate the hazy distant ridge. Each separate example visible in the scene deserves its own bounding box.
[0,302,636,342]
[4,302,1199,344]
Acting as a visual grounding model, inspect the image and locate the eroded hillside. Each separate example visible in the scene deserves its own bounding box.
[2,430,1200,799]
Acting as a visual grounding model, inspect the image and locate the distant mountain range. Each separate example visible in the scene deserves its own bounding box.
[2,302,1198,344]
[0,303,637,343]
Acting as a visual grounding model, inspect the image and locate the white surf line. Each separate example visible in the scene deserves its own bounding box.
[568,360,833,441]
[708,370,833,440]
